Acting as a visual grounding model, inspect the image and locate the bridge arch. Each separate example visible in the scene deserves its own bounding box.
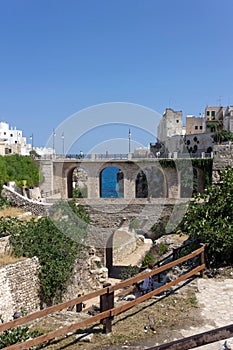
[135,165,168,198]
[65,163,91,198]
[99,165,124,198]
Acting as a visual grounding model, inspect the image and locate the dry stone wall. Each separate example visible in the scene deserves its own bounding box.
[0,257,40,322]
[1,185,51,216]
[0,250,108,321]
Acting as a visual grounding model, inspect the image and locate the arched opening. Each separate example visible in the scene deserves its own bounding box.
[147,167,166,198]
[135,170,148,198]
[100,166,124,198]
[180,166,198,198]
[67,166,88,199]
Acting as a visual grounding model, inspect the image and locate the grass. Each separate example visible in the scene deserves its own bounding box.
[0,253,26,267]
[0,206,25,218]
[0,206,34,221]
[28,283,202,350]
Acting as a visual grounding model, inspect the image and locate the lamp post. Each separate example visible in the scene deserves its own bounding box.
[61,132,65,157]
[52,129,56,157]
[30,133,34,150]
[128,129,131,154]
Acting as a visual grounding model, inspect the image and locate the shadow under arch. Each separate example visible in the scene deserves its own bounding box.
[145,166,167,198]
[135,170,148,198]
[99,165,124,198]
[180,166,197,198]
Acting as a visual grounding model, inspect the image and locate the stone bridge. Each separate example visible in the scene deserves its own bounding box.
[38,157,206,200]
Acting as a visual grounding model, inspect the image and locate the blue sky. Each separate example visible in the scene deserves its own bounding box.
[0,0,233,153]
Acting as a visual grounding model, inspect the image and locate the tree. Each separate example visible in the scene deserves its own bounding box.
[176,167,233,266]
[0,155,40,188]
[212,130,233,144]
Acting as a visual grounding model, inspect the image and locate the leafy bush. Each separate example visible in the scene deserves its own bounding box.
[141,252,154,269]
[150,215,170,240]
[0,316,43,349]
[176,166,233,266]
[119,265,140,280]
[73,186,87,198]
[8,200,90,306]
[0,154,40,188]
[158,242,169,256]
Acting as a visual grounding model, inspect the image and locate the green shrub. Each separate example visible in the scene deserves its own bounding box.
[120,265,140,280]
[176,166,233,266]
[0,316,43,349]
[73,186,87,198]
[129,219,140,232]
[141,252,154,269]
[158,242,169,256]
[8,200,90,306]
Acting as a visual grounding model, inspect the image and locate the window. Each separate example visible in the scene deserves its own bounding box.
[4,132,6,135]
[206,111,210,116]
[176,120,179,123]
[211,111,215,117]
[195,126,198,130]
[200,126,203,130]
[10,133,13,137]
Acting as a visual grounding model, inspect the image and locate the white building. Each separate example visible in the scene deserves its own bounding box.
[0,121,54,157]
[0,121,32,155]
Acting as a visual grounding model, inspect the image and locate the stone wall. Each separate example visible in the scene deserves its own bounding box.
[64,248,108,301]
[112,230,140,264]
[0,257,40,322]
[1,185,51,216]
[0,250,108,321]
[212,143,233,184]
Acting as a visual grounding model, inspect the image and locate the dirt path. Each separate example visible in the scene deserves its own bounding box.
[179,278,233,349]
[84,236,153,309]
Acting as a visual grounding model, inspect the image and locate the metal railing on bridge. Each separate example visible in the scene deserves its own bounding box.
[38,151,213,161]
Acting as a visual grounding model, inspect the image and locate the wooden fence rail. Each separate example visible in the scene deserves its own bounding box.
[1,245,205,350]
[146,323,233,350]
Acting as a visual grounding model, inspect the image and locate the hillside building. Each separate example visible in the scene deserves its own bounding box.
[0,122,30,156]
[186,115,204,134]
[157,108,185,143]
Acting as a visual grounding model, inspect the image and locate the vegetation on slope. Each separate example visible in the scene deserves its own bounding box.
[0,199,90,306]
[0,154,40,188]
[176,166,233,266]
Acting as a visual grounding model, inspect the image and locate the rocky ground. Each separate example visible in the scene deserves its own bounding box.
[26,232,212,350]
[30,268,233,350]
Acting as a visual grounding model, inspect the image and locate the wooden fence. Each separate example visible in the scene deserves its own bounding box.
[146,324,233,349]
[0,245,205,350]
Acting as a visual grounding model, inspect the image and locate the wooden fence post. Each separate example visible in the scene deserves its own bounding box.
[157,262,161,283]
[199,244,205,278]
[173,248,178,261]
[76,294,82,312]
[100,283,114,334]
